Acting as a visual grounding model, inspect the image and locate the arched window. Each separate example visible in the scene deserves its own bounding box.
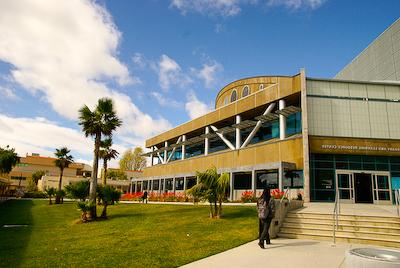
[259,84,264,90]
[230,89,237,102]
[224,96,229,105]
[242,85,250,97]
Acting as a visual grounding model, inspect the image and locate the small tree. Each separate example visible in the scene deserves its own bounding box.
[54,147,74,204]
[31,170,46,186]
[0,145,20,176]
[186,167,230,218]
[77,201,95,223]
[97,185,121,219]
[45,187,56,205]
[99,138,119,186]
[119,147,146,171]
[106,169,127,180]
[65,180,90,201]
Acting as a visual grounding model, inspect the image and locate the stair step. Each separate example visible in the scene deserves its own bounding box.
[286,212,400,223]
[278,232,400,248]
[284,217,400,228]
[279,227,400,241]
[282,222,400,234]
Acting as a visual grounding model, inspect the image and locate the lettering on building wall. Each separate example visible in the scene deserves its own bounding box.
[321,144,400,152]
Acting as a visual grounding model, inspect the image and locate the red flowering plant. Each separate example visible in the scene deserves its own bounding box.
[240,191,257,203]
[121,192,143,201]
[271,189,286,200]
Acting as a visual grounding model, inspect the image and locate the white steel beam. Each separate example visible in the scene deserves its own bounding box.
[240,103,276,149]
[163,141,168,164]
[181,135,186,160]
[205,126,210,155]
[210,125,235,150]
[235,115,241,149]
[279,99,286,140]
[166,136,182,163]
[154,146,165,164]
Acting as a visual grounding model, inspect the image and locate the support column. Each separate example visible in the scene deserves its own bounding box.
[229,172,234,201]
[173,177,176,194]
[150,147,154,166]
[181,135,186,160]
[205,127,209,156]
[251,170,256,197]
[235,115,241,149]
[279,99,286,140]
[278,162,284,191]
[163,141,168,164]
[130,181,133,194]
[163,179,166,193]
[183,176,187,190]
[300,68,311,202]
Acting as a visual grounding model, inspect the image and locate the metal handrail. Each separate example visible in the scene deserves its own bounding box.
[332,189,340,245]
[280,187,290,204]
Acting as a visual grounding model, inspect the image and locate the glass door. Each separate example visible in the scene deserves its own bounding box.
[372,173,392,204]
[336,171,354,203]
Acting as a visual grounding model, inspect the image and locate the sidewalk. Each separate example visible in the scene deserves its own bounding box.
[180,238,380,268]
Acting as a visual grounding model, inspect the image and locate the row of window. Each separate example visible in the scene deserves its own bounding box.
[223,84,265,105]
[155,112,302,164]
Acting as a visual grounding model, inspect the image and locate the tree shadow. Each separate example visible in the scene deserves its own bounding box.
[221,210,254,219]
[0,199,34,267]
[107,212,145,220]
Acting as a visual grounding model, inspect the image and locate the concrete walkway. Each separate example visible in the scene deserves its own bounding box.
[180,238,383,268]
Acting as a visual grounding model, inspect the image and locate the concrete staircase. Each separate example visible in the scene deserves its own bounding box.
[278,211,400,248]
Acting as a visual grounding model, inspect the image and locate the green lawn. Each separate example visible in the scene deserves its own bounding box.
[0,200,258,268]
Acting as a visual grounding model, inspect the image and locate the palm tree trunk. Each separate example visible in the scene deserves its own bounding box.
[214,200,218,218]
[89,132,101,220]
[101,202,107,218]
[102,159,107,186]
[56,168,63,204]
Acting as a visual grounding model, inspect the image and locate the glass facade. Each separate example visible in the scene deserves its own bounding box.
[256,170,278,189]
[175,177,184,190]
[283,170,303,188]
[233,173,252,190]
[310,154,400,202]
[186,177,197,189]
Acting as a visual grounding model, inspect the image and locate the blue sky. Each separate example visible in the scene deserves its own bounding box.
[0,0,399,166]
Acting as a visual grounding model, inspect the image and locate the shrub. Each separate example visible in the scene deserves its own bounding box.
[240,191,257,203]
[65,180,90,201]
[77,201,95,222]
[23,191,47,198]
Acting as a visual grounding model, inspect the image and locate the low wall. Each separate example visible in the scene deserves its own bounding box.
[269,199,303,239]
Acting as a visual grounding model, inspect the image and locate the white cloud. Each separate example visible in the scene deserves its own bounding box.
[132,52,147,69]
[150,92,182,108]
[171,0,242,17]
[0,86,19,101]
[267,0,327,10]
[0,0,171,140]
[171,0,326,16]
[157,54,192,91]
[0,114,93,159]
[185,90,212,119]
[192,60,224,88]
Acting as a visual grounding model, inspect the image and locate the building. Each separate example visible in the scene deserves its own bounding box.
[132,19,400,205]
[335,18,400,81]
[6,153,92,194]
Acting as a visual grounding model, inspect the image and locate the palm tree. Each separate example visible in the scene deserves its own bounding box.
[99,138,119,186]
[78,98,122,220]
[186,167,230,218]
[54,147,73,204]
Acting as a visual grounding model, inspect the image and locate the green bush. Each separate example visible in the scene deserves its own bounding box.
[23,191,47,198]
[65,180,89,201]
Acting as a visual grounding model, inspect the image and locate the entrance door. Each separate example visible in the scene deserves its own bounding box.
[336,172,353,203]
[354,173,373,203]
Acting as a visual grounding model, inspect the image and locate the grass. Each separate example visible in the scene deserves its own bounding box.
[0,200,258,268]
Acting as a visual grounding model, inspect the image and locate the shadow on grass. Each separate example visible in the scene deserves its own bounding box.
[107,212,145,220]
[0,199,34,267]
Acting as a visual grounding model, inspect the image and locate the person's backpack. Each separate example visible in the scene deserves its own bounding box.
[257,198,275,219]
[257,199,269,219]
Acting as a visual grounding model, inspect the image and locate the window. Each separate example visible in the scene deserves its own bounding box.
[224,96,229,105]
[143,180,148,190]
[242,85,250,97]
[234,173,252,190]
[230,90,237,102]
[283,170,303,188]
[186,177,197,189]
[153,179,160,190]
[259,84,264,90]
[165,178,173,191]
[11,176,26,180]
[256,170,278,189]
[175,177,184,190]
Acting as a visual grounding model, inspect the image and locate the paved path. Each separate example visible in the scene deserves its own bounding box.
[180,238,381,268]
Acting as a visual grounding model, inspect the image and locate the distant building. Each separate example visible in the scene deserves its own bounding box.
[5,153,92,194]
